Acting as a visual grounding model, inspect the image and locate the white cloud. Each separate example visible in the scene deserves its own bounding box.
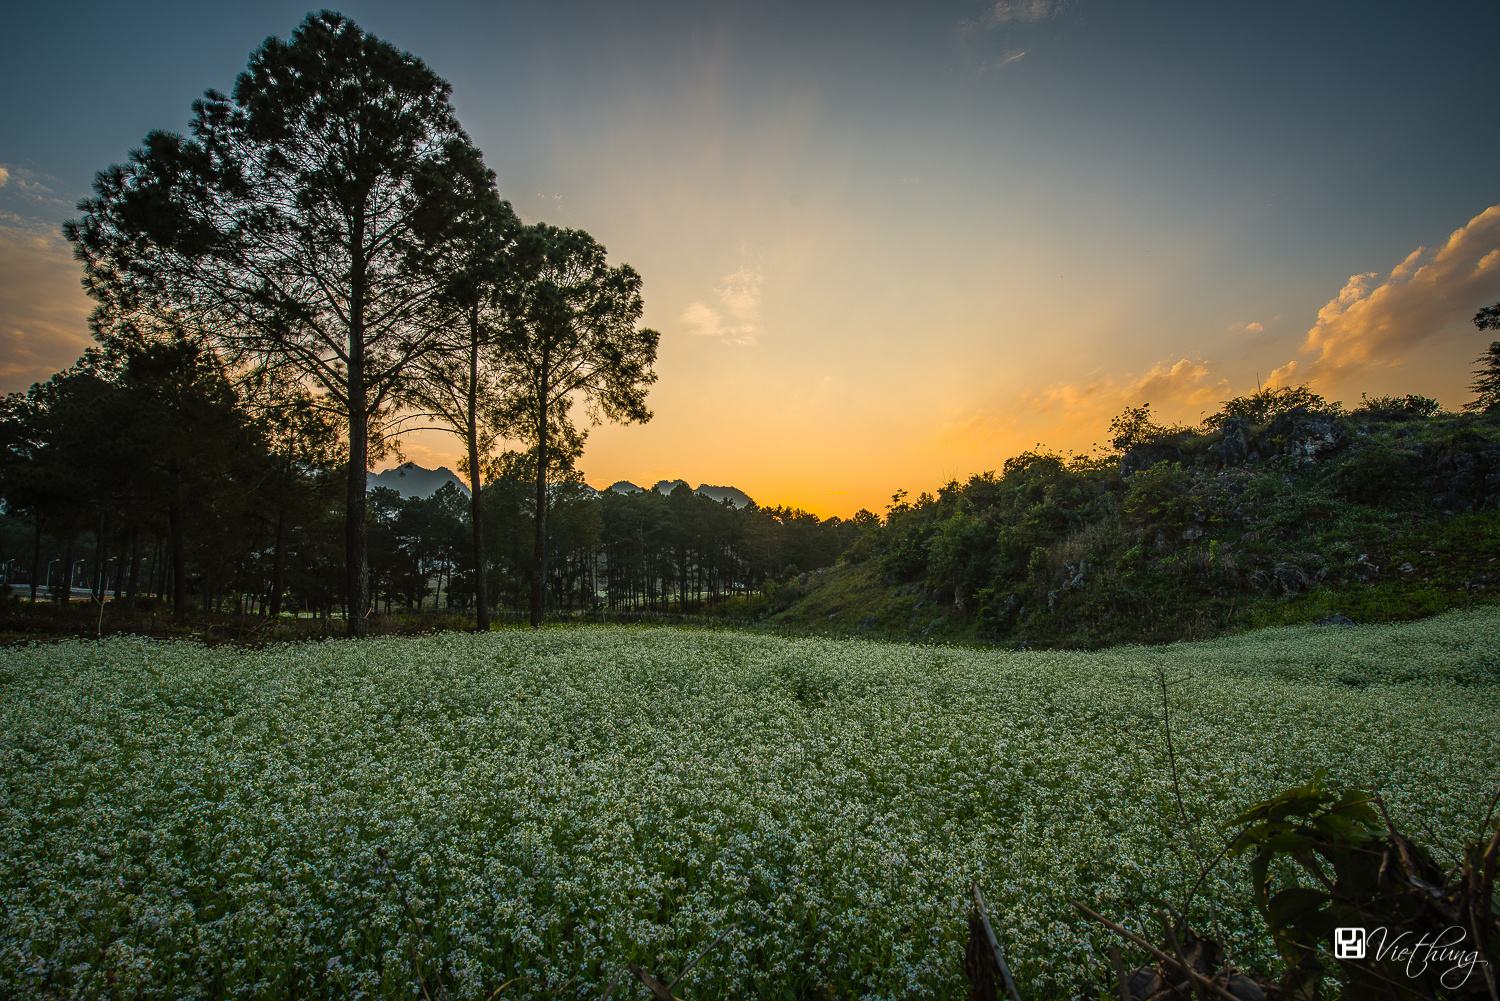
[1300,204,1500,383]
[0,166,9,187]
[680,264,765,345]
[979,0,1069,26]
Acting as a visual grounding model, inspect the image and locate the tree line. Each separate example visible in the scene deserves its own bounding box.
[0,348,863,617]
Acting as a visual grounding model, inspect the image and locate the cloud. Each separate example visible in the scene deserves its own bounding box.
[681,264,765,345]
[1267,360,1299,386]
[977,0,1069,26]
[1127,358,1228,406]
[0,224,93,391]
[1299,204,1500,383]
[935,411,1015,451]
[938,357,1228,451]
[0,166,9,187]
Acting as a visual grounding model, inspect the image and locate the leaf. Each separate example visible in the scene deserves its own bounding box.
[1267,886,1329,933]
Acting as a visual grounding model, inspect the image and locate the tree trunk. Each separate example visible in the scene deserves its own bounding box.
[169,456,187,619]
[59,535,73,605]
[467,309,490,632]
[125,530,140,608]
[529,368,550,628]
[269,504,288,617]
[154,537,163,602]
[346,211,371,638]
[93,509,106,602]
[112,539,125,598]
[29,512,41,603]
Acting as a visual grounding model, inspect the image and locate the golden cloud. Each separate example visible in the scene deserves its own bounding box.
[1128,358,1227,406]
[938,357,1227,452]
[1301,204,1500,383]
[1267,359,1299,386]
[0,225,92,391]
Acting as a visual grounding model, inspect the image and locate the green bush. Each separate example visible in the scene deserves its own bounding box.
[1123,461,1194,535]
[1353,393,1441,420]
[1330,447,1421,504]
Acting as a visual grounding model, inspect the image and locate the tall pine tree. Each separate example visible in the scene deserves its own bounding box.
[68,12,487,635]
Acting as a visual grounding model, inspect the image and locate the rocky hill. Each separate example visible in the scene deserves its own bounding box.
[367,464,470,499]
[606,479,755,508]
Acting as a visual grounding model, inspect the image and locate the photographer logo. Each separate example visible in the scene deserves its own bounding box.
[1333,926,1489,988]
[1334,927,1366,960]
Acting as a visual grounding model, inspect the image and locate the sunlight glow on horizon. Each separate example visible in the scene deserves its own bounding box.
[3,2,1498,519]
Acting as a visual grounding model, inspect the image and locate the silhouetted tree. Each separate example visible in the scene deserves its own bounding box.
[404,183,520,630]
[1466,302,1500,413]
[496,225,659,626]
[250,382,344,616]
[67,12,489,635]
[118,338,262,617]
[1466,342,1500,412]
[1475,302,1500,331]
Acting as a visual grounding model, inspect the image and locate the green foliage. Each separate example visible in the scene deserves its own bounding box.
[1227,771,1499,999]
[1202,385,1341,430]
[1330,447,1422,505]
[925,511,994,603]
[1464,340,1500,412]
[1123,461,1194,535]
[769,392,1500,650]
[1108,404,1170,452]
[1354,392,1442,420]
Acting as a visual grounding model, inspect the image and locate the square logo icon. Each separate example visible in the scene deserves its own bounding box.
[1334,927,1366,960]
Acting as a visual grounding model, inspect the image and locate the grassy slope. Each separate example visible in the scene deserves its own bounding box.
[758,413,1500,648]
[3,612,1496,999]
[759,508,1500,646]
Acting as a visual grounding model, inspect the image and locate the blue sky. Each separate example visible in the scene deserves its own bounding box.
[3,1,1498,514]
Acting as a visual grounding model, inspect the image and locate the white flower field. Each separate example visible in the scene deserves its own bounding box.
[2,609,1497,999]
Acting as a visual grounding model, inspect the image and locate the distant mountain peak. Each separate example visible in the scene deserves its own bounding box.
[367,463,470,500]
[597,479,752,508]
[694,483,753,508]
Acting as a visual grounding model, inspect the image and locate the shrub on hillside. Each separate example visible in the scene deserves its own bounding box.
[1124,461,1195,537]
[1353,393,1442,420]
[1201,385,1342,431]
[1329,447,1423,505]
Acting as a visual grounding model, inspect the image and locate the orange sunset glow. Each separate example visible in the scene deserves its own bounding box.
[4,3,1499,517]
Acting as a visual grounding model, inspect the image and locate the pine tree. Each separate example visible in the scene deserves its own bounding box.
[1465,302,1500,412]
[68,13,487,635]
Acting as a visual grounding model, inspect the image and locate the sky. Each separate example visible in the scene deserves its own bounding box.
[3,1,1499,518]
